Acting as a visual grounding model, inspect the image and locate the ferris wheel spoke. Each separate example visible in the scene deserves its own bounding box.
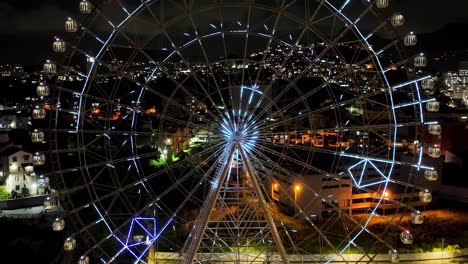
[78,83,212,131]
[249,5,366,124]
[59,139,225,201]
[258,138,380,167]
[215,6,235,115]
[50,136,223,179]
[246,152,360,259]
[249,142,330,179]
[236,4,254,118]
[88,55,218,127]
[186,13,232,113]
[250,153,395,257]
[139,11,227,121]
[153,146,229,208]
[59,145,228,254]
[105,28,223,124]
[248,0,286,76]
[354,39,401,68]
[262,138,433,174]
[254,28,402,128]
[238,1,292,129]
[78,152,226,261]
[93,143,227,232]
[141,84,219,128]
[259,86,392,133]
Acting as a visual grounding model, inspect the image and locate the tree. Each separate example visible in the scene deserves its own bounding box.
[9,190,18,199]
[21,187,30,197]
[0,186,9,200]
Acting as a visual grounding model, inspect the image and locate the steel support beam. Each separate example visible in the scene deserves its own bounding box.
[182,143,237,264]
[238,145,291,264]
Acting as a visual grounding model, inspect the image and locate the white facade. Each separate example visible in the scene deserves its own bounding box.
[1,150,38,196]
[0,115,29,131]
[264,159,404,218]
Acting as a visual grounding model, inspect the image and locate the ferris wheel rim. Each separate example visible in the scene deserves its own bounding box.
[42,0,438,262]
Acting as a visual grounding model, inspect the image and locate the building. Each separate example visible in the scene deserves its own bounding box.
[459,61,468,77]
[0,64,26,78]
[156,127,191,158]
[265,157,426,219]
[0,115,30,131]
[0,147,37,197]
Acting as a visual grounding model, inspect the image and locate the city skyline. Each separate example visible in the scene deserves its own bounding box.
[1,0,468,65]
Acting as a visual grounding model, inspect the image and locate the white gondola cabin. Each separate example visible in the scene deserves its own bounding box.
[428,146,441,158]
[419,189,432,203]
[43,60,57,74]
[36,83,50,97]
[424,169,438,181]
[64,237,76,251]
[404,32,417,46]
[421,78,435,90]
[391,13,404,27]
[400,230,413,245]
[375,0,389,9]
[410,211,424,224]
[388,249,400,263]
[32,107,46,120]
[33,152,46,166]
[426,101,440,112]
[78,255,90,264]
[31,129,45,143]
[65,18,79,33]
[52,218,65,231]
[79,0,94,14]
[53,38,66,53]
[428,124,442,135]
[414,53,427,67]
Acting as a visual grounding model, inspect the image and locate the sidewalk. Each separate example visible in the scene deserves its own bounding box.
[0,205,63,219]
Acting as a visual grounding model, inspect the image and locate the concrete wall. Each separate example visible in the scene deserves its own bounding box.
[0,194,48,210]
[151,248,468,263]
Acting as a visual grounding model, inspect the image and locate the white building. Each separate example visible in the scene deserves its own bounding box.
[262,157,419,218]
[0,115,30,131]
[0,148,38,196]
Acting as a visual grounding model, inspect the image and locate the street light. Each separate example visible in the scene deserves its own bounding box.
[271,183,279,202]
[294,184,301,201]
[383,190,390,215]
[294,184,301,215]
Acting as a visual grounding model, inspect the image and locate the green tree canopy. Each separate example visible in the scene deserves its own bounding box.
[0,186,9,200]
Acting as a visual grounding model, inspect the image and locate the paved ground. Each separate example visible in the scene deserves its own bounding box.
[0,205,63,219]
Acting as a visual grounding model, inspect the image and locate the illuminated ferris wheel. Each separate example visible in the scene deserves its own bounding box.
[32,0,443,263]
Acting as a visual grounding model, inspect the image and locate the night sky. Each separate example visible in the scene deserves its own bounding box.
[1,0,468,65]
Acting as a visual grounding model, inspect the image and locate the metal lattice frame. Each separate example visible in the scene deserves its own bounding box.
[35,0,440,263]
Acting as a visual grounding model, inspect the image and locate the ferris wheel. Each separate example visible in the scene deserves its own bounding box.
[32,0,443,263]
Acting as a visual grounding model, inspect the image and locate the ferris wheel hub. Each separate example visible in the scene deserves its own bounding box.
[220,112,259,151]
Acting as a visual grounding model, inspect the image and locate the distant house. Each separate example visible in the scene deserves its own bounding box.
[0,147,37,196]
[158,127,191,155]
[0,115,30,131]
